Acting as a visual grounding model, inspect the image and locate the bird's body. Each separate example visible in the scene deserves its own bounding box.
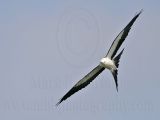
[100,57,116,70]
[56,10,143,106]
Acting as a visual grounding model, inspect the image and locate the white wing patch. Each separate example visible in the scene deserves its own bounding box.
[107,29,124,58]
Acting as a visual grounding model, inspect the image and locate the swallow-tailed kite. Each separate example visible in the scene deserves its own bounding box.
[56,10,142,106]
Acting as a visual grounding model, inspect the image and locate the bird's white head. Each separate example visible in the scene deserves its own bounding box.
[100,57,106,64]
[100,57,108,67]
[100,57,115,69]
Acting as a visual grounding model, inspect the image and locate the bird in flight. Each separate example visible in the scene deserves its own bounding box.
[56,10,143,106]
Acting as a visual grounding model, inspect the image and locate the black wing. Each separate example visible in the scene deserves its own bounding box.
[106,10,142,59]
[56,65,105,106]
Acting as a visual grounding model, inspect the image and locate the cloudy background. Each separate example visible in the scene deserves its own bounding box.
[0,0,160,120]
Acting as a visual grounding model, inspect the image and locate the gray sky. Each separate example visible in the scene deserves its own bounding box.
[0,0,160,120]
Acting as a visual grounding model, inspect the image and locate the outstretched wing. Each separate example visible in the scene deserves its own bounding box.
[56,65,105,106]
[106,10,142,59]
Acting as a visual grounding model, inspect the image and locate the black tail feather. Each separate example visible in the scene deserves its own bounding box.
[114,48,124,68]
[112,48,124,91]
[111,69,118,92]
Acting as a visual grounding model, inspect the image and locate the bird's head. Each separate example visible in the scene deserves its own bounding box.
[100,57,107,64]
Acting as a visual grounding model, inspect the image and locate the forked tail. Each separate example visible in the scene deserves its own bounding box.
[114,48,124,68]
[112,48,124,91]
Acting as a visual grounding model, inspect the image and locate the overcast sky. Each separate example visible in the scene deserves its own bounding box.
[0,0,160,120]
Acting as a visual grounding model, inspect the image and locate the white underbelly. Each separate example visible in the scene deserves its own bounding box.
[100,57,116,70]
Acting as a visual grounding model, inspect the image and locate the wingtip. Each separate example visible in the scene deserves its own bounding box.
[135,9,143,16]
[55,102,60,107]
[56,100,62,107]
[139,9,144,14]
